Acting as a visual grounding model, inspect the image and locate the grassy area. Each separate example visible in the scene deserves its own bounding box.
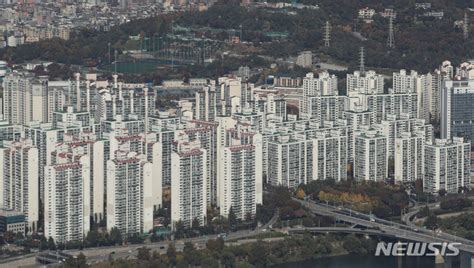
[101,60,186,74]
[226,231,287,242]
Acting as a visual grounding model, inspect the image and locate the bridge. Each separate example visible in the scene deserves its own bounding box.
[36,251,72,265]
[295,198,474,268]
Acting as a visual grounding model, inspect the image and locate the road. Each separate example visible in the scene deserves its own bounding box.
[73,211,279,265]
[402,200,474,247]
[295,198,474,254]
[0,211,279,267]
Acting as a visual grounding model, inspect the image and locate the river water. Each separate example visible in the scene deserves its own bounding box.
[273,254,438,268]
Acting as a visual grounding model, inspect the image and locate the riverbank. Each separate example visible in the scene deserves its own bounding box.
[89,233,378,268]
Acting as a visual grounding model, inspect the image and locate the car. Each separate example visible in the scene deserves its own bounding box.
[159,246,165,249]
[110,251,116,254]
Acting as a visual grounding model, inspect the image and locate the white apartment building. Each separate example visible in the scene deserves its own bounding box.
[44,154,90,244]
[392,69,418,93]
[313,130,347,181]
[425,71,443,122]
[345,107,372,161]
[95,85,154,122]
[346,70,384,95]
[218,126,263,220]
[195,85,218,121]
[347,90,418,124]
[392,70,428,120]
[2,72,68,125]
[232,108,264,133]
[180,120,218,206]
[394,131,425,183]
[3,72,43,125]
[424,137,471,194]
[266,94,287,121]
[301,72,338,117]
[267,134,312,188]
[440,61,454,79]
[143,134,163,211]
[106,151,154,236]
[24,123,60,203]
[218,77,242,117]
[296,51,312,68]
[375,113,431,158]
[25,114,93,202]
[153,131,176,186]
[306,95,346,125]
[0,140,39,233]
[57,131,106,222]
[171,139,207,229]
[354,129,388,181]
[219,144,261,220]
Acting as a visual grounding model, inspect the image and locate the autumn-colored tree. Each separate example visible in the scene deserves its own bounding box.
[296,188,306,199]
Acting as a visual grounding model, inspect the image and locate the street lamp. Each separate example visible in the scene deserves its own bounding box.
[108,42,111,64]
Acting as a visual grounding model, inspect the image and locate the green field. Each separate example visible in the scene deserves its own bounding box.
[101,59,187,74]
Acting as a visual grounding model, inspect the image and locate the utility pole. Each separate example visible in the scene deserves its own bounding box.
[240,24,243,41]
[114,49,118,74]
[108,42,111,64]
[359,46,365,74]
[387,16,395,48]
[464,12,469,40]
[171,19,174,69]
[324,21,331,47]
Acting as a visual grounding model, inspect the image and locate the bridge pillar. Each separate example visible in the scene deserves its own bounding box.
[435,254,445,268]
[460,251,474,268]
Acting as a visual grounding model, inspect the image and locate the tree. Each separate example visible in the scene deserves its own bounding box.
[206,238,224,252]
[166,243,177,264]
[127,233,144,244]
[85,230,99,247]
[47,237,56,250]
[201,257,219,268]
[109,227,122,246]
[228,207,238,229]
[425,215,439,229]
[244,212,253,223]
[418,206,430,218]
[3,231,14,243]
[183,241,195,254]
[64,252,87,268]
[248,241,268,267]
[343,235,365,254]
[39,236,47,251]
[220,250,236,268]
[414,179,423,194]
[192,217,201,229]
[183,242,198,265]
[440,198,472,211]
[137,247,151,261]
[438,189,447,197]
[296,187,306,199]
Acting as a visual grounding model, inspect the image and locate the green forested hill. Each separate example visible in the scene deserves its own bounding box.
[1,0,474,74]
